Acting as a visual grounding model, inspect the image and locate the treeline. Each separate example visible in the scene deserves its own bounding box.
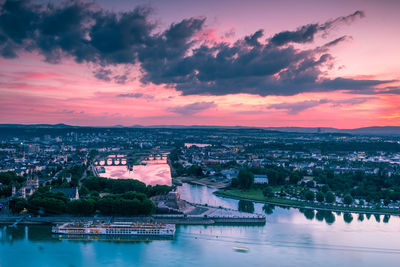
[0,171,25,198]
[229,166,400,204]
[9,188,156,216]
[231,166,302,189]
[313,170,400,202]
[81,176,171,197]
[245,141,400,153]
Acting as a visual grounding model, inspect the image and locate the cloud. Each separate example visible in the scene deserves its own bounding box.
[330,97,378,107]
[93,68,112,82]
[268,96,377,114]
[270,11,364,46]
[116,92,154,99]
[0,1,395,96]
[166,101,216,115]
[268,99,330,114]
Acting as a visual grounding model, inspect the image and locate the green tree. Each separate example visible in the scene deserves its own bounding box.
[9,198,27,213]
[79,185,89,197]
[316,191,325,203]
[262,186,274,198]
[304,190,315,201]
[237,170,254,189]
[325,191,335,203]
[343,194,353,205]
[231,178,238,188]
[67,199,96,215]
[187,165,204,177]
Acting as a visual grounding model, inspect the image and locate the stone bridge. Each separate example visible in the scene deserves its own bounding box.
[93,153,169,166]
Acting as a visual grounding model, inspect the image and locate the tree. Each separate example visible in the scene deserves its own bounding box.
[67,199,95,215]
[316,191,325,203]
[187,165,204,177]
[9,198,27,213]
[262,186,274,198]
[325,191,335,203]
[383,197,391,206]
[231,178,238,188]
[79,185,89,197]
[237,170,254,189]
[321,184,330,193]
[304,190,315,201]
[343,194,353,205]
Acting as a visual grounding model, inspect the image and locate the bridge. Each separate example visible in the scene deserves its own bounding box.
[92,153,169,166]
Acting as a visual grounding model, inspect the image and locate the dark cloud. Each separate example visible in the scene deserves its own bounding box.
[93,68,112,82]
[244,29,264,47]
[0,1,395,96]
[270,11,364,46]
[166,101,216,115]
[116,92,154,99]
[114,74,128,84]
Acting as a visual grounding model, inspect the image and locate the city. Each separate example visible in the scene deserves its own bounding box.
[1,0,400,266]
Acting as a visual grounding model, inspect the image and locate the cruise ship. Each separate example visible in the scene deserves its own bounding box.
[52,221,175,237]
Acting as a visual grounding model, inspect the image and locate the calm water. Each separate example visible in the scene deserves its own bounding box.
[99,159,172,186]
[1,183,400,266]
[2,160,400,267]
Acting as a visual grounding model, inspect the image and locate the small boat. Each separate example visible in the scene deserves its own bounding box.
[233,247,249,252]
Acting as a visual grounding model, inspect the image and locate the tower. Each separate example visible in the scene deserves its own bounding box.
[33,174,39,189]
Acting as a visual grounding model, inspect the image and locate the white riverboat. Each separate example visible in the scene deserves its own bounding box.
[52,221,175,237]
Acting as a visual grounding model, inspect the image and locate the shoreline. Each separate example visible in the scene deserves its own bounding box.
[214,190,400,216]
[0,214,265,226]
[173,176,229,189]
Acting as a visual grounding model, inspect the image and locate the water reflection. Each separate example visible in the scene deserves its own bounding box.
[99,158,172,186]
[262,204,275,215]
[177,183,400,227]
[0,226,25,244]
[343,213,353,224]
[0,225,171,244]
[238,200,254,213]
[300,209,315,220]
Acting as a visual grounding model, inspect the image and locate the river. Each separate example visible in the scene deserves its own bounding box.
[1,169,400,266]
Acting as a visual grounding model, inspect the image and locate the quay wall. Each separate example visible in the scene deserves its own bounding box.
[0,215,266,226]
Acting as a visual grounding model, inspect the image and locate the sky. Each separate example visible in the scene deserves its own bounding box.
[0,0,399,128]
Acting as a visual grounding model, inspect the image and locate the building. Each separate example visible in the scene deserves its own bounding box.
[254,174,269,184]
[12,171,39,199]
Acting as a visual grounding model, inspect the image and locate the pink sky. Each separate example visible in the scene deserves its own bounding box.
[0,0,399,128]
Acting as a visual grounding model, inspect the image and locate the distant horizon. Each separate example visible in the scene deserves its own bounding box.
[1,122,399,130]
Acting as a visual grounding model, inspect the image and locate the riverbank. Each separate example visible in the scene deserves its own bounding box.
[174,176,229,189]
[215,189,400,216]
[0,212,265,226]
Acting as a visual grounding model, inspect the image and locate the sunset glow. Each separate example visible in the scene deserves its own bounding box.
[0,0,399,128]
